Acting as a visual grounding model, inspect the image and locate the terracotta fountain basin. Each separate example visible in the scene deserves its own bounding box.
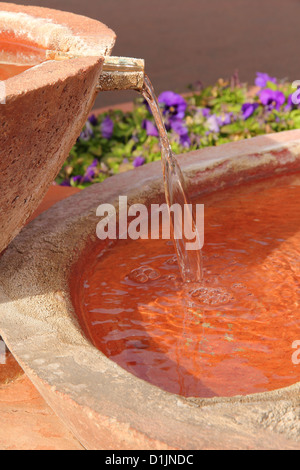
[0,131,300,449]
[0,2,115,253]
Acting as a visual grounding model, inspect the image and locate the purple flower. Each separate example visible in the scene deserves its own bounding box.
[72,175,83,184]
[217,113,233,126]
[285,94,293,111]
[158,91,187,121]
[205,113,234,133]
[82,159,98,183]
[142,119,159,137]
[285,91,300,111]
[179,133,191,148]
[241,103,259,120]
[60,179,71,187]
[201,107,211,118]
[70,160,98,185]
[255,72,277,88]
[79,121,94,141]
[101,116,114,139]
[88,114,98,126]
[133,156,146,167]
[206,115,220,133]
[171,119,191,148]
[259,89,285,111]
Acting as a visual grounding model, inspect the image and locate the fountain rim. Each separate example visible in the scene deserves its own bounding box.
[1,130,300,449]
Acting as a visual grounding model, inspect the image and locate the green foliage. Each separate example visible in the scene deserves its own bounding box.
[56,75,299,188]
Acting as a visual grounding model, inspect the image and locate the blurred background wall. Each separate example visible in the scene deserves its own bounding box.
[7,0,300,107]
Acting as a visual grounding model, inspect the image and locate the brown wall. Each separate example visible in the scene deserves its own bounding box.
[6,0,300,107]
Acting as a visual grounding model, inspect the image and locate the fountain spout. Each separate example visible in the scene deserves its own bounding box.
[46,53,145,91]
[97,56,145,92]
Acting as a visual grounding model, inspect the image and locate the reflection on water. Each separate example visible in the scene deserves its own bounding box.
[0,38,46,80]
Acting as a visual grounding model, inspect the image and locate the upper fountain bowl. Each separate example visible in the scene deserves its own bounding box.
[0,2,116,253]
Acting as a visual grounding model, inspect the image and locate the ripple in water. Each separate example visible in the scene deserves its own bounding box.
[128,266,161,284]
[189,286,235,306]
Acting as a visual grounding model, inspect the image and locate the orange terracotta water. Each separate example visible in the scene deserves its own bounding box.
[0,37,46,80]
[73,173,300,398]
[0,339,23,385]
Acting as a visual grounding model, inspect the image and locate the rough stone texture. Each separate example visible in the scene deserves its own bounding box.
[1,132,300,449]
[0,185,81,450]
[0,2,116,254]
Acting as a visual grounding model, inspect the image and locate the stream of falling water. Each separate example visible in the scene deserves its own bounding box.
[141,75,203,283]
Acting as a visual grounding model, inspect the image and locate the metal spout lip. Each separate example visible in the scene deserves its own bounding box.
[45,53,145,91]
[97,56,145,92]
